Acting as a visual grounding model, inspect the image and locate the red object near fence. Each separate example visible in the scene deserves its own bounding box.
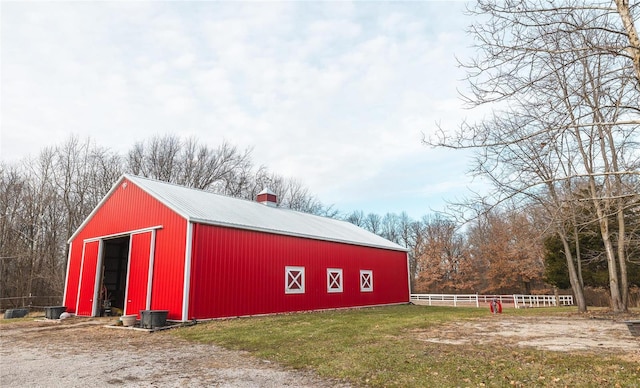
[490,300,503,314]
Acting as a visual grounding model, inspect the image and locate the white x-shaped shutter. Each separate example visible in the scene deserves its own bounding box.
[360,270,373,292]
[285,266,305,294]
[327,268,343,293]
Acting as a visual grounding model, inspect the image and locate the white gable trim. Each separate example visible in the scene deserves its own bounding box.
[68,176,126,243]
[67,174,186,243]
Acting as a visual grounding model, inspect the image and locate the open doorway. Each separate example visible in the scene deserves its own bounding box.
[99,236,130,315]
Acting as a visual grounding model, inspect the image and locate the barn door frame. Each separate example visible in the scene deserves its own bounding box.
[78,225,162,317]
[75,239,104,316]
[122,228,157,316]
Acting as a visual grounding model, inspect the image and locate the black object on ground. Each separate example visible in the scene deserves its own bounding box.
[140,310,169,329]
[44,306,67,319]
[4,308,29,319]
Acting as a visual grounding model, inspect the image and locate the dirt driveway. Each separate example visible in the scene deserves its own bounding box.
[0,317,346,387]
[1,314,638,387]
[417,314,639,363]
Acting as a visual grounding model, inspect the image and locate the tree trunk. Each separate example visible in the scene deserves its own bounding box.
[572,223,584,289]
[559,230,587,312]
[596,205,624,312]
[615,0,640,85]
[616,206,629,310]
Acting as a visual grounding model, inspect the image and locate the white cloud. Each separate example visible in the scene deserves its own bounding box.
[0,1,479,218]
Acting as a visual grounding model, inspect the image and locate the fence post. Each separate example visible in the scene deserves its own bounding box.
[475,293,479,308]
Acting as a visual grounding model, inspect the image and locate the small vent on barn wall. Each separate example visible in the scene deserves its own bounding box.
[257,188,277,207]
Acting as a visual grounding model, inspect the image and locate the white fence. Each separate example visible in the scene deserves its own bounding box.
[410,294,483,307]
[513,294,573,308]
[410,294,574,309]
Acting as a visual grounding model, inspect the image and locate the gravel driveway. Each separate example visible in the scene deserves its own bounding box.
[0,317,348,387]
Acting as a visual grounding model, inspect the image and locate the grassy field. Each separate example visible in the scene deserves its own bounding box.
[175,305,639,387]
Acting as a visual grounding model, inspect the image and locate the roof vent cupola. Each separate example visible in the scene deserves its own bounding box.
[257,188,277,207]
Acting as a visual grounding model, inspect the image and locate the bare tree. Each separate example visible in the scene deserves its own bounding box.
[0,163,30,301]
[1,134,334,304]
[55,136,123,236]
[126,135,334,215]
[0,136,123,304]
[428,0,640,312]
[396,212,422,290]
[127,135,253,192]
[344,210,366,227]
[614,0,640,83]
[364,213,382,235]
[343,210,431,291]
[279,178,326,214]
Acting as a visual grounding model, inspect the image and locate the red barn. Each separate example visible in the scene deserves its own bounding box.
[63,175,410,321]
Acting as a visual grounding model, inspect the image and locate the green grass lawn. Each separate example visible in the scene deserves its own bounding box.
[175,305,638,387]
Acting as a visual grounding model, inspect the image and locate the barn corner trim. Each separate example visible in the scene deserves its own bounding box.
[62,241,73,310]
[182,221,194,322]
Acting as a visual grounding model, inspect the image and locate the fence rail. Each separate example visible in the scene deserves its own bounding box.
[409,293,483,307]
[0,295,63,310]
[410,294,574,309]
[513,294,573,308]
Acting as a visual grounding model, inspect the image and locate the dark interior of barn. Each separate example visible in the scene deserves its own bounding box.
[100,236,129,315]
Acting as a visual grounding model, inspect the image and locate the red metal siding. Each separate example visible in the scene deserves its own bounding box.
[65,178,187,320]
[189,223,409,319]
[76,241,100,316]
[63,242,82,312]
[124,232,152,317]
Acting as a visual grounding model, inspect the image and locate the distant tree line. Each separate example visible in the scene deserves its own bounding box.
[0,135,334,305]
[1,134,638,310]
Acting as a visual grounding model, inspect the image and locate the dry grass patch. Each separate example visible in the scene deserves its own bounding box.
[175,305,639,387]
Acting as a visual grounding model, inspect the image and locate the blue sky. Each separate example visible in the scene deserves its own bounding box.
[1,1,486,219]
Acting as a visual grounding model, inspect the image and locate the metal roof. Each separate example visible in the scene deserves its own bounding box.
[124,174,407,252]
